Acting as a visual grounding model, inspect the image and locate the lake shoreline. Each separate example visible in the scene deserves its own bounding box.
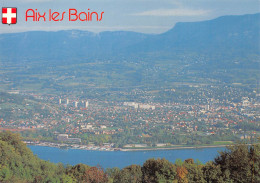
[24,141,230,152]
[120,145,229,151]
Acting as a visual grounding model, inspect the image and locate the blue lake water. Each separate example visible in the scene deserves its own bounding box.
[28,146,225,169]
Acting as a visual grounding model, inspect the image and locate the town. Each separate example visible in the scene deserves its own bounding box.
[0,84,259,150]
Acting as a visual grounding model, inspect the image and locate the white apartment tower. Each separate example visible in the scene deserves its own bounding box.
[85,101,89,108]
[75,101,78,108]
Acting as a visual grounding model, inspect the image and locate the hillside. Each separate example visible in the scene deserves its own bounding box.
[0,92,58,123]
[0,131,70,182]
[132,13,260,54]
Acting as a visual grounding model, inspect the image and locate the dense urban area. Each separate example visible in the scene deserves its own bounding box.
[0,83,259,150]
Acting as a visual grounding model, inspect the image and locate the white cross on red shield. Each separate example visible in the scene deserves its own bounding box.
[2,7,17,25]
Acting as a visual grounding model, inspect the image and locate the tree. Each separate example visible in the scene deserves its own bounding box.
[214,143,260,183]
[66,163,91,182]
[202,161,230,183]
[114,165,142,183]
[84,165,108,183]
[176,166,188,183]
[0,131,66,182]
[183,159,206,183]
[249,144,260,183]
[184,158,194,164]
[142,158,176,183]
[106,167,120,183]
[175,159,183,167]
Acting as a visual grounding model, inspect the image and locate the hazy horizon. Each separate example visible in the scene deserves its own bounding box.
[0,0,259,34]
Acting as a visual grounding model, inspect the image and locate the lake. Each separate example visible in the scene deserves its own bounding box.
[29,146,226,169]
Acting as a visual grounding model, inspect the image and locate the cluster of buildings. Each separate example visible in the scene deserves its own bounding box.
[123,102,156,110]
[57,134,81,143]
[59,98,89,108]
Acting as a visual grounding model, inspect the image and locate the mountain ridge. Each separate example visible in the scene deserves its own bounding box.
[0,13,259,61]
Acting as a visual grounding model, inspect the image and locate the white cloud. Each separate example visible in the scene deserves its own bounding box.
[133,8,210,16]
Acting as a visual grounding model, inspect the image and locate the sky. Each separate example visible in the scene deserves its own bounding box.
[0,0,259,34]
